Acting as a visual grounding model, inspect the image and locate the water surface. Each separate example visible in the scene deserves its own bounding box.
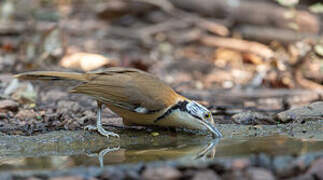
[0,134,322,171]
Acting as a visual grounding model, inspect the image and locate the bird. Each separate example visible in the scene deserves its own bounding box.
[15,67,222,138]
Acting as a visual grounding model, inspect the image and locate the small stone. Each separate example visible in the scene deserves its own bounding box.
[273,156,294,178]
[57,100,81,114]
[15,109,37,120]
[231,158,251,170]
[232,111,273,125]
[0,112,7,118]
[306,158,323,180]
[288,174,314,180]
[192,170,221,180]
[277,101,323,122]
[100,168,126,180]
[246,167,275,180]
[223,170,247,180]
[142,166,182,180]
[26,177,42,180]
[50,176,83,180]
[251,153,271,169]
[274,155,315,178]
[0,100,19,112]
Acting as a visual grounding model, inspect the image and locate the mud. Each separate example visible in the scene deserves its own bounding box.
[0,122,322,179]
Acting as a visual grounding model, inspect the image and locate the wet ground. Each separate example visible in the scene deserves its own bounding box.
[0,121,322,179]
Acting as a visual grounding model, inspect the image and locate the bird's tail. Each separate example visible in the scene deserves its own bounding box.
[15,71,87,82]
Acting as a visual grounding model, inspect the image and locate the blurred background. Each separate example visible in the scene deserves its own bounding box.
[0,0,322,89]
[0,0,322,132]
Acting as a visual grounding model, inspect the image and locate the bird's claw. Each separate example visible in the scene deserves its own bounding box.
[84,125,97,131]
[84,125,120,138]
[98,126,120,138]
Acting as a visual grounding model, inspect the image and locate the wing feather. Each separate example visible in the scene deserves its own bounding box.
[71,68,178,112]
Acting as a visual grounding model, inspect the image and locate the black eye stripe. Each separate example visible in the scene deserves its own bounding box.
[154,101,208,123]
[154,101,189,123]
[190,113,202,121]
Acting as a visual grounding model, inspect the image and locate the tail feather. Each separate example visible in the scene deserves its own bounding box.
[15,71,87,82]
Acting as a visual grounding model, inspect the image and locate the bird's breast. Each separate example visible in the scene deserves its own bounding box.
[107,105,206,131]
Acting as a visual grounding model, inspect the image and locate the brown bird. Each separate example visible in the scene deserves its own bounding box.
[15,67,222,138]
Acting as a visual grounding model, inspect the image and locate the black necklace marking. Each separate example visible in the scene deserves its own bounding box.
[154,100,189,123]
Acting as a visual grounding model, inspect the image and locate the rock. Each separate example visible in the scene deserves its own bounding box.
[273,155,313,178]
[100,168,127,180]
[288,174,314,180]
[0,112,7,119]
[306,158,323,180]
[245,167,275,180]
[192,170,221,180]
[277,101,323,122]
[231,158,251,170]
[273,156,294,178]
[50,176,84,180]
[5,79,37,103]
[222,170,247,180]
[250,153,271,169]
[142,166,182,180]
[15,109,38,120]
[232,111,274,125]
[26,177,42,180]
[0,99,18,112]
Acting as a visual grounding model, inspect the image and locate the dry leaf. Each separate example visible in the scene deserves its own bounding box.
[242,53,264,65]
[213,48,243,67]
[201,36,274,59]
[59,52,112,71]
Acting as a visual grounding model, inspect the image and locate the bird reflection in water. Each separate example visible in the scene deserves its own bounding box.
[90,138,221,168]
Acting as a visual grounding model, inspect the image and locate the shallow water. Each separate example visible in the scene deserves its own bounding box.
[0,134,322,171]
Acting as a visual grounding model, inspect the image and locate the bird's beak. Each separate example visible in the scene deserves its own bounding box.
[199,117,223,138]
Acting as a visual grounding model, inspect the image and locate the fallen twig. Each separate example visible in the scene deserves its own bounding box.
[235,25,320,43]
[200,35,274,59]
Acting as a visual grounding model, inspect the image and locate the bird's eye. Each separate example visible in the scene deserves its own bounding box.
[204,113,210,119]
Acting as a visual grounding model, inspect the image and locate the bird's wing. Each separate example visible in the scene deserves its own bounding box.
[71,68,179,113]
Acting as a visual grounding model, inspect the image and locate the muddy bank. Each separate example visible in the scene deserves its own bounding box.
[0,120,322,158]
[0,122,322,179]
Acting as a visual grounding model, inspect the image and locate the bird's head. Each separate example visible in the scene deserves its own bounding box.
[185,100,223,138]
[155,99,223,137]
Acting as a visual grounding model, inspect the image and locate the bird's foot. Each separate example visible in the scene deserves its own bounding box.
[97,126,120,138]
[84,125,97,131]
[84,125,120,138]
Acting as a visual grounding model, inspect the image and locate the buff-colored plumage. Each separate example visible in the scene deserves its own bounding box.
[15,67,186,126]
[15,67,222,138]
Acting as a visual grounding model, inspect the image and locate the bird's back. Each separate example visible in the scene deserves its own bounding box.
[71,67,181,112]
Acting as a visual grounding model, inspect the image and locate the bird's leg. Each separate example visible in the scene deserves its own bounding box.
[98,146,120,168]
[84,101,119,138]
[86,145,120,168]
